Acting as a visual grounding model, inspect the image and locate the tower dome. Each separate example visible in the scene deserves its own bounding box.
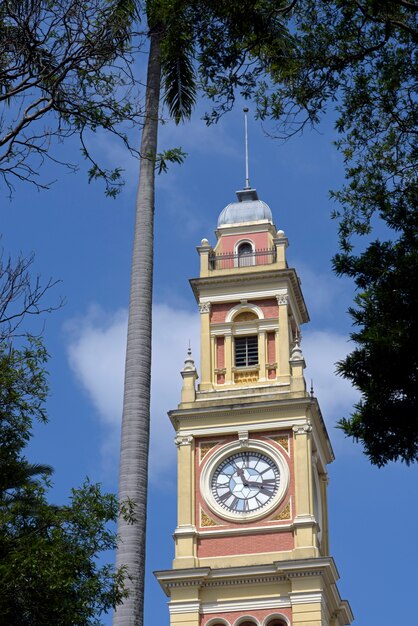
[217,188,273,228]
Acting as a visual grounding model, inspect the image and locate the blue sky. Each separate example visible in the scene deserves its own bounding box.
[2,97,417,625]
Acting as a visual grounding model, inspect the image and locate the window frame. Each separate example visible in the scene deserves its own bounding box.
[234,334,259,368]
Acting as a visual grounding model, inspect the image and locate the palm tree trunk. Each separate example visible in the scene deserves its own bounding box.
[113,27,162,626]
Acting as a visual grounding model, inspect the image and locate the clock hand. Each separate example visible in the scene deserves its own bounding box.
[235,466,246,480]
[246,480,263,488]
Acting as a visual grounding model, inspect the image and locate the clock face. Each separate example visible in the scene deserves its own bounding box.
[211,451,280,514]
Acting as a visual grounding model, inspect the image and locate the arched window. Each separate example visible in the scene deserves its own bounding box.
[233,311,258,323]
[237,241,255,267]
[206,619,230,626]
[265,619,287,626]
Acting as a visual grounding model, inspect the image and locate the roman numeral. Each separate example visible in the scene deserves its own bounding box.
[230,496,239,510]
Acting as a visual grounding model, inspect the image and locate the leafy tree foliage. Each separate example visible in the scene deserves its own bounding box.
[0,252,129,624]
[0,0,143,195]
[251,0,417,465]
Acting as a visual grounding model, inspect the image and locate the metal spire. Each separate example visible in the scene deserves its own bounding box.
[243,107,250,189]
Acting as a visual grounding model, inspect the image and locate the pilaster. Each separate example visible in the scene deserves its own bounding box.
[277,293,291,381]
[173,435,198,568]
[224,332,233,384]
[199,302,213,391]
[293,422,317,556]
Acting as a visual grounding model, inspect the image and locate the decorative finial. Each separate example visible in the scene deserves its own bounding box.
[243,107,250,189]
[290,332,304,362]
[182,343,196,373]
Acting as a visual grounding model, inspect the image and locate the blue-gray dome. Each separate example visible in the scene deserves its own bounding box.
[217,188,273,228]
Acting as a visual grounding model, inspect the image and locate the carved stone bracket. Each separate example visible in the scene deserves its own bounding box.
[198,302,211,314]
[292,421,312,436]
[276,293,288,306]
[175,434,193,447]
[238,430,249,447]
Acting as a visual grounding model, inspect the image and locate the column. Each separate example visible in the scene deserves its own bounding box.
[259,330,266,381]
[224,332,233,384]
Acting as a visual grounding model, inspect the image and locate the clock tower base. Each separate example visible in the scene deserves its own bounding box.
[155,558,352,626]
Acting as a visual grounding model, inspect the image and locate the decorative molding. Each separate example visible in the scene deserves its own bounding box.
[173,525,197,538]
[271,499,291,521]
[199,302,211,314]
[272,435,289,453]
[201,596,291,614]
[287,569,324,579]
[234,311,259,322]
[175,434,193,447]
[234,368,259,384]
[292,421,312,436]
[178,417,309,438]
[169,601,200,614]
[198,523,292,538]
[210,319,278,336]
[238,430,249,447]
[202,575,287,589]
[289,591,324,605]
[276,293,289,305]
[320,472,330,485]
[201,509,218,527]
[293,514,316,527]
[200,442,217,462]
[225,302,264,323]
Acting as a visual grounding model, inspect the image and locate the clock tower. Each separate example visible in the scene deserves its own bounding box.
[155,186,352,626]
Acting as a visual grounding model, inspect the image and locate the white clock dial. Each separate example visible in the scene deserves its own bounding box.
[211,451,280,514]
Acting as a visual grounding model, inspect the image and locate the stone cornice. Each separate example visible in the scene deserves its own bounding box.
[155,556,343,597]
[170,395,334,465]
[189,268,309,325]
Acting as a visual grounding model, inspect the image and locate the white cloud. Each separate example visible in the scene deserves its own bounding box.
[66,304,200,486]
[303,329,360,452]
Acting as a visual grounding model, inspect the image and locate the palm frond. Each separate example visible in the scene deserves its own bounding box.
[161,42,197,124]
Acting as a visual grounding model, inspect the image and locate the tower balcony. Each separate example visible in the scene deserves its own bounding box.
[197,232,288,278]
[209,247,276,271]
